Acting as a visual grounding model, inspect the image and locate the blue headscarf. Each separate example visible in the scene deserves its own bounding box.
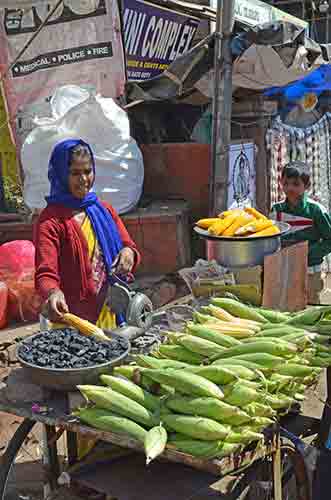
[46,138,125,325]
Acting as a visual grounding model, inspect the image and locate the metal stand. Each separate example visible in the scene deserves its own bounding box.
[318,367,331,447]
[273,432,283,500]
[210,0,235,215]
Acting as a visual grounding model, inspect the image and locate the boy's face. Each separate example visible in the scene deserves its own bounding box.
[281,175,308,205]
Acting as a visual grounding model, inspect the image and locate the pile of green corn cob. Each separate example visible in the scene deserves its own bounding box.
[75,298,331,463]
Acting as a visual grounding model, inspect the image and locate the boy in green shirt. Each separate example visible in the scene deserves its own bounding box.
[270,161,331,304]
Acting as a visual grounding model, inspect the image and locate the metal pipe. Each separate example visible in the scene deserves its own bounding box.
[210,0,234,215]
[327,12,329,43]
[209,0,223,215]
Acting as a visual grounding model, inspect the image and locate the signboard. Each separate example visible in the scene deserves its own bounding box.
[210,0,271,27]
[233,0,270,27]
[211,0,308,30]
[123,0,199,81]
[0,0,126,142]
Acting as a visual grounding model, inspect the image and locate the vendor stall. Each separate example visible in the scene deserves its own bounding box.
[0,296,322,500]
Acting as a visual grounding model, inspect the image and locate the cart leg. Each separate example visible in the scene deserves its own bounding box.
[67,430,78,466]
[42,425,60,498]
[318,366,331,447]
[273,433,282,500]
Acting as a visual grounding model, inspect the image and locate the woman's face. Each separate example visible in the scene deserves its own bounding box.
[68,157,94,199]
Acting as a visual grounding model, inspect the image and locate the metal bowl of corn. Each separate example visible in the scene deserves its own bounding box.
[194,221,290,268]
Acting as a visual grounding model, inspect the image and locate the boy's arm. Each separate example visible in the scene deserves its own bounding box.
[309,209,331,265]
[269,205,277,220]
[269,203,293,242]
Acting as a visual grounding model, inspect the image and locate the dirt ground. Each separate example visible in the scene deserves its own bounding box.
[0,323,39,452]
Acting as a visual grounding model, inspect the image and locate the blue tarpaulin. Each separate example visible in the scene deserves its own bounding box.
[264,64,331,102]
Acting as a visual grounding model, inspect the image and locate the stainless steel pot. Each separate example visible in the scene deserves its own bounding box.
[16,331,130,392]
[194,222,290,268]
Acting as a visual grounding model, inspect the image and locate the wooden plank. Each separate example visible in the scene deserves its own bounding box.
[263,242,308,312]
[0,389,276,478]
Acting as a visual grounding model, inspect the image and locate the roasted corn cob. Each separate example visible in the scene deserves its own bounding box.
[196,218,221,229]
[208,214,237,236]
[248,225,280,237]
[62,313,109,342]
[222,214,254,237]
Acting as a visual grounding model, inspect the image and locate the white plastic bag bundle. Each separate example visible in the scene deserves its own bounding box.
[21,85,144,214]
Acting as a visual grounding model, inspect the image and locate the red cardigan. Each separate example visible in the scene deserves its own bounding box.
[34,202,140,323]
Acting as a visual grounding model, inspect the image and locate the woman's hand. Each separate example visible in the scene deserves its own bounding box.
[47,289,69,322]
[114,247,135,275]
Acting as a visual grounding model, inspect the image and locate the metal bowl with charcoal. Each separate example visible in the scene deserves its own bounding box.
[17,328,130,391]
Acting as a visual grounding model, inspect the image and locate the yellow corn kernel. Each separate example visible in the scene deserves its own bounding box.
[222,214,254,237]
[208,214,237,236]
[244,207,267,220]
[196,218,221,229]
[235,218,273,236]
[62,313,109,342]
[248,225,280,237]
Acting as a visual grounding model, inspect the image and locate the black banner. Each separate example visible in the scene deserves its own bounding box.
[12,41,113,77]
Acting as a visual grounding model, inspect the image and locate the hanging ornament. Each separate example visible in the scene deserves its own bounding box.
[300,92,318,113]
[232,146,251,203]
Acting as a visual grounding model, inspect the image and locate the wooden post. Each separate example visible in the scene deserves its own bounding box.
[273,432,282,500]
[318,367,331,447]
[67,430,78,466]
[42,425,60,496]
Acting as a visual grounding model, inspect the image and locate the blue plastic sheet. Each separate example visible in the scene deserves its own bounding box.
[264,64,331,102]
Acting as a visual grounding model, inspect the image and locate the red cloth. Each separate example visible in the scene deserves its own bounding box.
[34,202,140,323]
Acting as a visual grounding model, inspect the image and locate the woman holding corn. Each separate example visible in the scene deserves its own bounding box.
[34,139,140,328]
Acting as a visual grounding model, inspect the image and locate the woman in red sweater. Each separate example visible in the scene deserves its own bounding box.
[34,138,140,327]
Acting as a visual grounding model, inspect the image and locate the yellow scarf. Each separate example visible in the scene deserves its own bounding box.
[81,215,117,331]
[77,216,116,459]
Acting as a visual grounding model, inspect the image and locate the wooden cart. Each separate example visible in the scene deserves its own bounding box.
[0,384,311,500]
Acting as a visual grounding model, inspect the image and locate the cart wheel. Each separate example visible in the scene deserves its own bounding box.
[0,419,36,500]
[224,443,311,500]
[0,419,63,500]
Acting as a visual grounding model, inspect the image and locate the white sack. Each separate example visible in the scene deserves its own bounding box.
[21,85,144,214]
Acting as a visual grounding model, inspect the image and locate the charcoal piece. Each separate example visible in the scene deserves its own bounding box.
[51,345,61,353]
[70,343,83,352]
[77,348,88,357]
[96,355,106,363]
[18,327,127,371]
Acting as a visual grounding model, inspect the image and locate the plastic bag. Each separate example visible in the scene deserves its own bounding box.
[0,281,8,329]
[0,241,42,322]
[191,107,212,144]
[179,259,235,299]
[21,85,144,214]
